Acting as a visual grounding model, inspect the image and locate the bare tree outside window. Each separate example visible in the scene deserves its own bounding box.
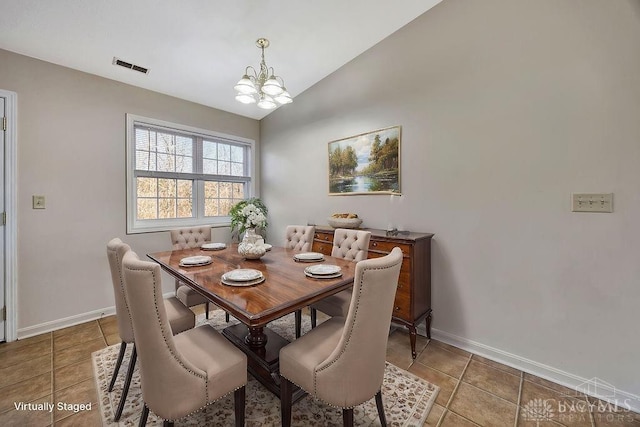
[135,129,194,220]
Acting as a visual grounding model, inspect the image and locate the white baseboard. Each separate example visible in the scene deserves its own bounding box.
[16,291,176,340]
[429,327,640,413]
[17,306,117,339]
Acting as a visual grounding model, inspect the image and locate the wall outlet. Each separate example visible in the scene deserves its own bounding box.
[571,193,613,213]
[32,195,45,209]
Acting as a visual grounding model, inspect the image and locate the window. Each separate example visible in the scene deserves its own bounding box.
[126,114,255,233]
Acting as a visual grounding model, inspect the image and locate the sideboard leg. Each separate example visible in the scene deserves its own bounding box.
[425,313,432,339]
[407,325,417,359]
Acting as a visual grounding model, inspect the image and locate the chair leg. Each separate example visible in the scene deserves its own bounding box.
[375,390,387,427]
[234,386,246,427]
[114,345,137,421]
[310,308,317,328]
[138,404,149,427]
[108,341,127,392]
[295,310,302,338]
[205,302,210,319]
[280,376,293,427]
[163,421,174,427]
[342,408,354,427]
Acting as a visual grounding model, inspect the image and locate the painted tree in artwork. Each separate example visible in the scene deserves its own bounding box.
[369,135,382,167]
[363,134,399,175]
[329,145,358,177]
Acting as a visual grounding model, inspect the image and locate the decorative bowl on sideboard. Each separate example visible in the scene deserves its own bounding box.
[327,217,363,229]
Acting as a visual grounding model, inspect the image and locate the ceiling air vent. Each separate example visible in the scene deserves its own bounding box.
[112,57,149,74]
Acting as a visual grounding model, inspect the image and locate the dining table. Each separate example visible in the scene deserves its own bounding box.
[147,243,357,400]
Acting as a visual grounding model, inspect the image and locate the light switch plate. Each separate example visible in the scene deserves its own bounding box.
[32,195,45,209]
[571,193,613,213]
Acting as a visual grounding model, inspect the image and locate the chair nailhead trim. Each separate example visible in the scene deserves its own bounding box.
[152,384,247,422]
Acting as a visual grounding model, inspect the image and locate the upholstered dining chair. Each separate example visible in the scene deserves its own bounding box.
[280,247,403,427]
[305,228,371,331]
[284,225,315,252]
[106,238,195,421]
[170,226,227,321]
[122,249,247,427]
[285,225,315,338]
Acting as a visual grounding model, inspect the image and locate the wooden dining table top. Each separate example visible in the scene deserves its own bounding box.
[147,244,357,328]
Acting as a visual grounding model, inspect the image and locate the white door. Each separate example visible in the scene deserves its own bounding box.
[0,96,5,342]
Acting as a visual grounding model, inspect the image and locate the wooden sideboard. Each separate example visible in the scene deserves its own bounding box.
[312,226,434,359]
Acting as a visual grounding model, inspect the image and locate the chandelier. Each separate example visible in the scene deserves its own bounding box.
[234,38,293,109]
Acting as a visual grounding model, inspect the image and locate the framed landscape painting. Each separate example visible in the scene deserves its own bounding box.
[328,125,401,195]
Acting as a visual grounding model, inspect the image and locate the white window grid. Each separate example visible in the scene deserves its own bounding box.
[126,114,256,233]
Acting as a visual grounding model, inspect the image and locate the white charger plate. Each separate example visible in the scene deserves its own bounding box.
[179,255,212,267]
[221,276,266,287]
[201,242,226,250]
[222,269,263,282]
[294,252,324,262]
[304,271,343,279]
[305,264,342,276]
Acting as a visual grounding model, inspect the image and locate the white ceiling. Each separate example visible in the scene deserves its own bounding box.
[0,1,442,119]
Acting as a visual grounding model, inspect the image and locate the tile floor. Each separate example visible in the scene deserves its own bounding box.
[386,332,640,427]
[1,311,638,426]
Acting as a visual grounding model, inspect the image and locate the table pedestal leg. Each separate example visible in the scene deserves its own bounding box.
[223,324,305,402]
[245,326,268,354]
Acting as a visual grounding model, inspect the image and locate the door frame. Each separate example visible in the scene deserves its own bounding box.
[1,89,17,342]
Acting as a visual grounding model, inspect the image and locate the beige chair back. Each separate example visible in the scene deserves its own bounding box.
[122,250,208,419]
[170,226,212,249]
[315,247,403,407]
[106,238,135,344]
[331,229,371,261]
[284,225,315,252]
[170,226,213,297]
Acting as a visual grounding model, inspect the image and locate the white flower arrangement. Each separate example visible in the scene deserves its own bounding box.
[229,198,268,235]
[240,203,267,229]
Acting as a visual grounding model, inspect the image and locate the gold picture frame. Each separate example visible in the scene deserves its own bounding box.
[328,125,401,195]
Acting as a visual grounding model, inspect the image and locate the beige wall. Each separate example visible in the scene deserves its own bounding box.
[261,0,640,401]
[0,48,259,334]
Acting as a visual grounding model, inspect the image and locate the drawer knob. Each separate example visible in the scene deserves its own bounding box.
[395,306,400,311]
[372,242,378,247]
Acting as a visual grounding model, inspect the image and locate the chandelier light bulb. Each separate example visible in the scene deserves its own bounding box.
[274,89,293,104]
[234,75,257,94]
[257,94,277,109]
[235,93,257,104]
[261,76,284,96]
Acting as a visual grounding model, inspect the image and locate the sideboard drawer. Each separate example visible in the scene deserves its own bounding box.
[369,240,411,255]
[314,232,332,242]
[313,241,332,256]
[393,291,411,320]
[368,251,411,275]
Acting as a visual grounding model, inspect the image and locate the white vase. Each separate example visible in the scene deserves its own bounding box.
[238,228,266,259]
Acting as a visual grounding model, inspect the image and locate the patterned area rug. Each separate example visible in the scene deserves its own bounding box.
[93,311,438,426]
